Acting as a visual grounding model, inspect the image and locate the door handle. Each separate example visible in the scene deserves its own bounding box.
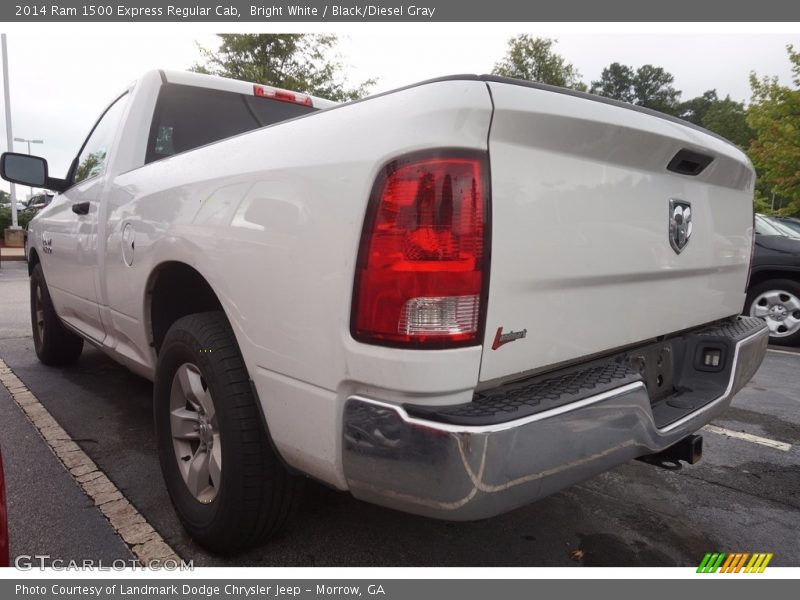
[71,201,90,215]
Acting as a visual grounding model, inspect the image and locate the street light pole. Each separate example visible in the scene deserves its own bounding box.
[13,137,44,199]
[1,33,19,229]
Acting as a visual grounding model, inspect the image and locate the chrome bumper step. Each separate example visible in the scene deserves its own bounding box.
[342,317,769,521]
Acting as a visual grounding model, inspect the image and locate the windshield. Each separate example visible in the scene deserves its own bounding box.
[758,215,800,239]
[755,215,782,236]
[776,218,800,236]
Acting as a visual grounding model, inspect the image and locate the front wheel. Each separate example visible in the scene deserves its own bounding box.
[153,311,302,554]
[30,263,84,366]
[746,279,800,346]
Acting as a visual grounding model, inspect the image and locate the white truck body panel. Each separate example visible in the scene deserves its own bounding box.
[33,75,493,486]
[20,71,763,499]
[479,81,755,385]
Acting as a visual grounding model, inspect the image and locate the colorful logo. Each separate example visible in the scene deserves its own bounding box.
[491,327,527,350]
[697,552,773,573]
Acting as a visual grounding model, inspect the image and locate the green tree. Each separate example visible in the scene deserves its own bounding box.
[0,189,9,203]
[589,62,635,103]
[747,45,800,216]
[591,63,681,115]
[631,65,681,115]
[678,89,719,125]
[0,206,34,231]
[492,36,584,90]
[678,91,753,148]
[192,34,374,102]
[702,96,753,148]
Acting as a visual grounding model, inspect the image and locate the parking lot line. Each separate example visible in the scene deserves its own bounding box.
[0,358,182,566]
[766,348,800,356]
[702,424,792,452]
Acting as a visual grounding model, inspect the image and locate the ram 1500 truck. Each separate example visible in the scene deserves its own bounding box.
[0,70,768,554]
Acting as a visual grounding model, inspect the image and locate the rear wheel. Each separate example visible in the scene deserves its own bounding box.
[154,311,302,554]
[746,279,800,346]
[29,263,84,366]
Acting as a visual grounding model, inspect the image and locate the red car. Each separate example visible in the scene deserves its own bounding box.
[0,448,8,567]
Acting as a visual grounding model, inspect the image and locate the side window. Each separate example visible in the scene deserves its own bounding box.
[73,93,129,185]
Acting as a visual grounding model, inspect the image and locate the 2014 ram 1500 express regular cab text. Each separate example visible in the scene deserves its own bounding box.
[0,70,768,554]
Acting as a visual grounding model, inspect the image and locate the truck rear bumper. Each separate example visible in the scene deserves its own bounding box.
[341,318,769,521]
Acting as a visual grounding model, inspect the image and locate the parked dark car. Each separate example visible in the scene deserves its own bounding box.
[745,215,800,345]
[0,447,8,567]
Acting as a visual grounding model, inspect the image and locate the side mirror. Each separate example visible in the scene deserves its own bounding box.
[0,152,48,187]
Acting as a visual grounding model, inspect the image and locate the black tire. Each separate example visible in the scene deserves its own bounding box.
[745,278,800,346]
[153,311,302,554]
[30,262,84,366]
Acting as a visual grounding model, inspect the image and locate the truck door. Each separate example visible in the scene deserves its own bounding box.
[39,93,129,343]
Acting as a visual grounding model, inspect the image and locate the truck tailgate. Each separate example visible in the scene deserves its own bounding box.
[480,78,755,385]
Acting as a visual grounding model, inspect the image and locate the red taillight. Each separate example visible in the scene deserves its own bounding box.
[352,152,490,348]
[253,84,313,106]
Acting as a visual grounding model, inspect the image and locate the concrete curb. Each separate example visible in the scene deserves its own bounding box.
[0,358,183,567]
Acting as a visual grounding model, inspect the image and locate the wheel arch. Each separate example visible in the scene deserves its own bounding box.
[27,248,40,276]
[748,268,800,292]
[145,261,224,354]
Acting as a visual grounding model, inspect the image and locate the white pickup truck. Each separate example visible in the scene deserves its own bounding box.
[1,70,768,555]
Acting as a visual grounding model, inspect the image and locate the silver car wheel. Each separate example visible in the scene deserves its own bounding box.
[169,363,222,503]
[750,289,800,338]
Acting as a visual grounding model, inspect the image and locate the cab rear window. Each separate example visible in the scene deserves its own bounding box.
[145,83,317,164]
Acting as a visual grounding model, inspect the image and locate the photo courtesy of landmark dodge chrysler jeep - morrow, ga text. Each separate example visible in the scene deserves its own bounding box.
[0,70,768,554]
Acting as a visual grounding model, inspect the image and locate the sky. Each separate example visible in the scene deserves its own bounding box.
[0,30,797,197]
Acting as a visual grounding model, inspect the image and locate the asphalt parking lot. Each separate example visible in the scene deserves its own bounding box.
[0,261,798,567]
